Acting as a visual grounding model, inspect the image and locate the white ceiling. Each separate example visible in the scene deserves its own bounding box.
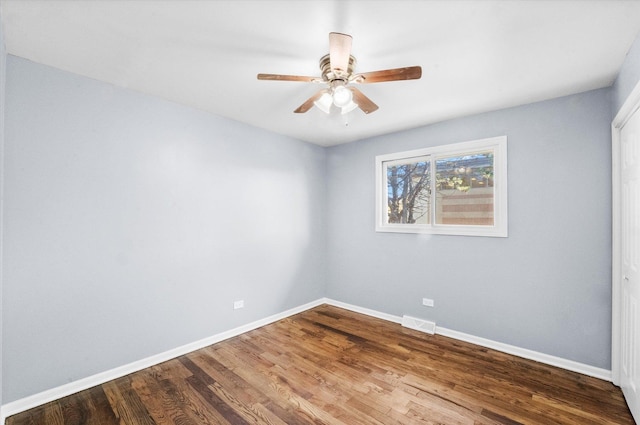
[2,0,640,147]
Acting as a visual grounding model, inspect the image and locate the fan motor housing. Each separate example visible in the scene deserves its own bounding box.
[319,54,357,82]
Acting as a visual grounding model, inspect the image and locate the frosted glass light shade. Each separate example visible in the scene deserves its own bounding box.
[341,100,358,115]
[332,85,352,108]
[313,92,333,114]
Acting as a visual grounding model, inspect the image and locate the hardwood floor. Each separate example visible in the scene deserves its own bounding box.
[6,305,634,425]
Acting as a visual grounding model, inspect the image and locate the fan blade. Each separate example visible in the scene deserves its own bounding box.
[329,32,352,74]
[294,90,327,113]
[349,87,379,114]
[257,73,320,82]
[352,66,422,84]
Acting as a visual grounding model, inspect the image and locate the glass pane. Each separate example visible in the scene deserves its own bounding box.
[435,151,494,226]
[385,157,431,224]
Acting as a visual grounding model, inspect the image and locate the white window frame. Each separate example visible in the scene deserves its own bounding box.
[375,136,508,237]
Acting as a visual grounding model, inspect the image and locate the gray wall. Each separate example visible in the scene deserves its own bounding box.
[613,30,640,115]
[325,88,613,369]
[0,5,6,412]
[2,56,326,402]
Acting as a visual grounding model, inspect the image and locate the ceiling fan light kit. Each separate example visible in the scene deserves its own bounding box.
[257,32,422,116]
[331,84,352,108]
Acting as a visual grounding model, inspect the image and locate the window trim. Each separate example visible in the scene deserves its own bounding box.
[375,136,508,237]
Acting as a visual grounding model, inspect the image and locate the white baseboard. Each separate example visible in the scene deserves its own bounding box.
[323,299,403,324]
[1,298,326,423]
[435,327,611,381]
[2,297,612,423]
[323,299,612,381]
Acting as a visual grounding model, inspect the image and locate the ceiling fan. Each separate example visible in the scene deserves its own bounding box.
[257,32,422,115]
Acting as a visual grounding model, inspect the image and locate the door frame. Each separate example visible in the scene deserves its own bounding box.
[612,79,640,386]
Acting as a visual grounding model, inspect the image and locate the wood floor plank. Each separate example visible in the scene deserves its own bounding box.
[42,402,64,425]
[58,395,87,425]
[103,378,156,425]
[5,304,635,425]
[184,356,289,425]
[129,371,182,425]
[76,386,120,425]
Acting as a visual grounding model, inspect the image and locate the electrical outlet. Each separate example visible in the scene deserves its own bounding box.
[233,300,244,310]
[422,298,434,307]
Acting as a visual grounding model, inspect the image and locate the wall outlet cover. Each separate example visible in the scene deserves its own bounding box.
[422,298,435,307]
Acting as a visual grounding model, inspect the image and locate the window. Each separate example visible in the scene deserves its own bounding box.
[376,136,507,237]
